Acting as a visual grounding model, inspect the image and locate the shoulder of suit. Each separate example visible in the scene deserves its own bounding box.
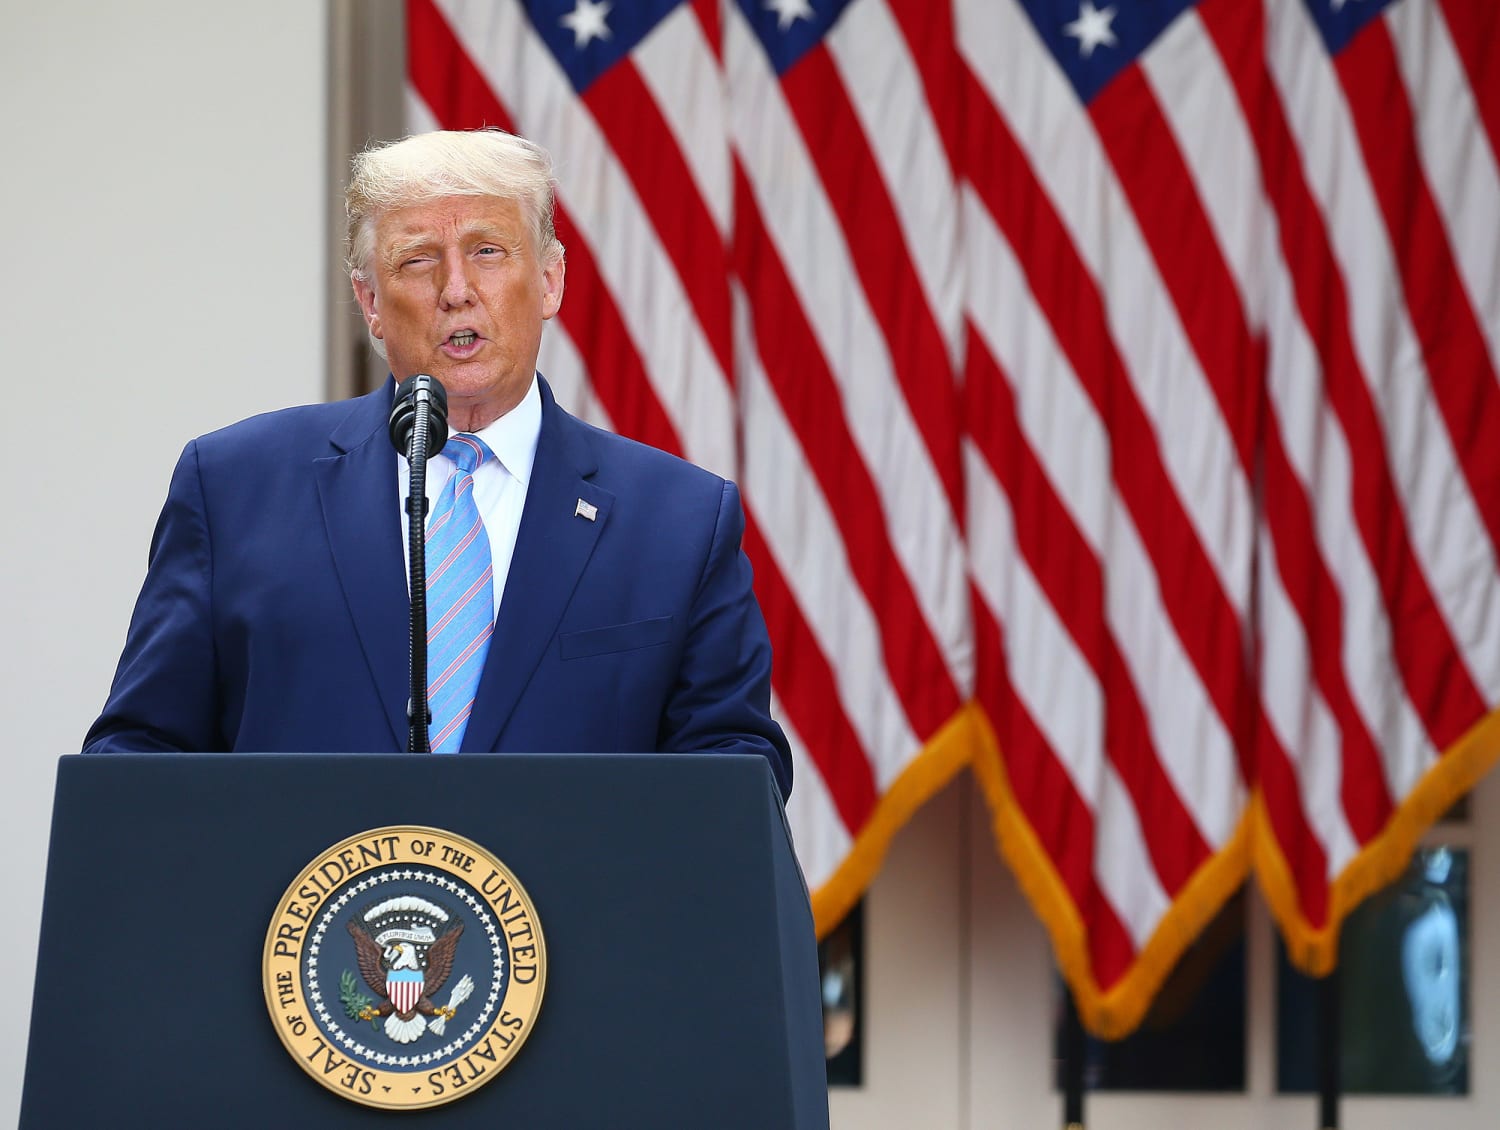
[559,409,728,492]
[191,389,384,458]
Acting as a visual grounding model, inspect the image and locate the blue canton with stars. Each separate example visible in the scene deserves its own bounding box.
[523,0,685,94]
[735,0,859,75]
[526,0,864,89]
[1300,0,1401,56]
[1018,0,1197,104]
[1022,0,1400,107]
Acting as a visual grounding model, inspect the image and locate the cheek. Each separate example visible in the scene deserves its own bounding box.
[377,297,423,339]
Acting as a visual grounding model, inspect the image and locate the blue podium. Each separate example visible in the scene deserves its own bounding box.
[22,752,829,1128]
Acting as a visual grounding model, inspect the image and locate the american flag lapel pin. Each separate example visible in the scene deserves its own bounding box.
[575,498,598,522]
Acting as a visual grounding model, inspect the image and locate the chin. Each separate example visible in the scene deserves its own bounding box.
[442,378,502,406]
[435,361,497,389]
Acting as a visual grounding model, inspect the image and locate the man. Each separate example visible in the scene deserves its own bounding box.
[84,129,792,800]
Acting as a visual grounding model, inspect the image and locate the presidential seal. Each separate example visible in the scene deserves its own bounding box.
[263,826,546,1110]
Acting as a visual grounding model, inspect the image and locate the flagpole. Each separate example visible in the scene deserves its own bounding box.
[1317,968,1340,1129]
[1061,986,1085,1129]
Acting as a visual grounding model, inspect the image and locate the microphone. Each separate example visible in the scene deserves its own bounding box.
[388,374,449,753]
[388,374,450,458]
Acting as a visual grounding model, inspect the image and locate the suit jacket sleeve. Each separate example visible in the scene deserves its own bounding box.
[657,479,792,801]
[83,441,223,753]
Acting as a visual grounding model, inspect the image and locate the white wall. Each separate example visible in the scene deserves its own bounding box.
[0,1,327,1121]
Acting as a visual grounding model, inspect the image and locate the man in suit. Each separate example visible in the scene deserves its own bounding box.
[84,129,792,800]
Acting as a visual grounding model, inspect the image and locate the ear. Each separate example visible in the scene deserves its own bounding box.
[540,256,565,321]
[351,272,384,341]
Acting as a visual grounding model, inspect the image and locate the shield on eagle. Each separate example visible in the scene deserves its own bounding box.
[387,967,424,1015]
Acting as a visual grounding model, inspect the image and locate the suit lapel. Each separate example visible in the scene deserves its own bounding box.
[463,380,612,751]
[314,384,409,749]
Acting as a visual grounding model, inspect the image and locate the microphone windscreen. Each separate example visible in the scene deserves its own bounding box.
[388,374,450,457]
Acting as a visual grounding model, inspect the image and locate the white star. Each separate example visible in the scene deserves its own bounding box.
[1331,0,1364,9]
[561,0,613,48]
[1063,1,1118,59]
[765,0,815,32]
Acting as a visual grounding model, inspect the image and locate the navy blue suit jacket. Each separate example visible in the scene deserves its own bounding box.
[85,378,791,799]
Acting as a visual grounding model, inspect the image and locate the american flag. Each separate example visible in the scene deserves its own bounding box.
[407,0,1500,1037]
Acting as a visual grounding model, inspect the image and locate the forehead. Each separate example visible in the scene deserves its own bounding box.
[375,195,529,248]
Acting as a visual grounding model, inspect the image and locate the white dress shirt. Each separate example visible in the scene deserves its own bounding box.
[398,376,543,617]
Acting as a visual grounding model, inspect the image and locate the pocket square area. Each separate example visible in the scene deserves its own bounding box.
[558,615,675,659]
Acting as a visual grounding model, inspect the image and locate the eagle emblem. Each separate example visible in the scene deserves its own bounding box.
[344,896,475,1044]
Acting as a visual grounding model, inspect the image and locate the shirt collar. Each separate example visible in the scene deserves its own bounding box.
[457,375,542,488]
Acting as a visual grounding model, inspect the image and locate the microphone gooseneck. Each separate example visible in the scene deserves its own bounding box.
[389,374,450,753]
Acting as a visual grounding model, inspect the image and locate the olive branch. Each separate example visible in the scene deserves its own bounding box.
[339,969,379,1029]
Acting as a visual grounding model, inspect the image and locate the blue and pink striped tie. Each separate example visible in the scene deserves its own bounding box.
[425,434,495,753]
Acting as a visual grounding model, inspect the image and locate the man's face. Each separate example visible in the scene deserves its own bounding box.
[352,194,565,431]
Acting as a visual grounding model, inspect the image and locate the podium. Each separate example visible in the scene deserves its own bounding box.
[21,753,829,1128]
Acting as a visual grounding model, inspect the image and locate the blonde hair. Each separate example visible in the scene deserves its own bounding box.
[345,129,564,283]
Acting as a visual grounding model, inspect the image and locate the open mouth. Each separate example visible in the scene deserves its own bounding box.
[448,331,478,347]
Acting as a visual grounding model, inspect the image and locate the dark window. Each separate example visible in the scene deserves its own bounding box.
[820,901,863,1087]
[1278,846,1469,1096]
[1054,889,1247,1092]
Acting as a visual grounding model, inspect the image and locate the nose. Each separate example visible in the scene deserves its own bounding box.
[437,251,477,309]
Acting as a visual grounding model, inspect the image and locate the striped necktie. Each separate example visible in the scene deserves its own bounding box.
[425,434,496,753]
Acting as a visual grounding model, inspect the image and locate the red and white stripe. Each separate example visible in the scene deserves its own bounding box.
[409,0,1500,1035]
[388,977,423,1017]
